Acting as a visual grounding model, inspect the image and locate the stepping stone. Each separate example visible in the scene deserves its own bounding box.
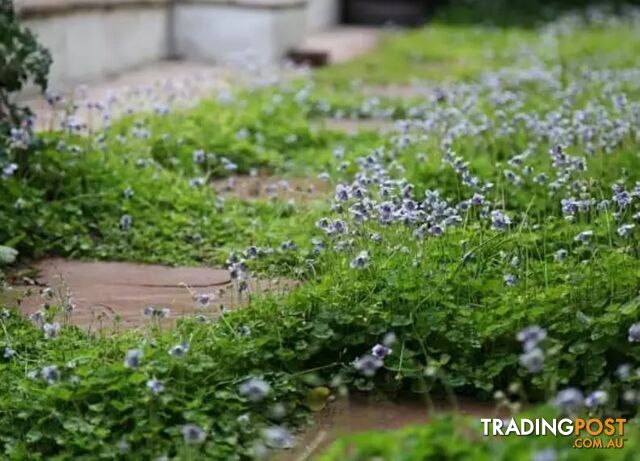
[361,84,431,99]
[289,27,381,66]
[314,118,397,136]
[24,61,234,131]
[212,175,330,203]
[16,258,291,330]
[285,395,505,460]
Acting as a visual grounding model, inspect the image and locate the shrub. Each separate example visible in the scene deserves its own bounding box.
[0,0,51,166]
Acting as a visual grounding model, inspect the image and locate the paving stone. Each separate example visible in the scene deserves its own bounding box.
[314,118,397,135]
[285,395,506,460]
[361,84,431,98]
[17,258,292,330]
[212,175,330,203]
[24,61,235,131]
[292,26,381,65]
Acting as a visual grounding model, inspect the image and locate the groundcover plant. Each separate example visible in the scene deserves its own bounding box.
[1,1,640,460]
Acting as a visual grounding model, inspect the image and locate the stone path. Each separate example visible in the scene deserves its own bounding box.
[20,30,390,135]
[24,60,307,132]
[10,38,510,459]
[315,118,397,136]
[292,27,381,65]
[16,258,292,330]
[286,394,506,461]
[362,83,431,98]
[25,61,234,131]
[212,175,330,203]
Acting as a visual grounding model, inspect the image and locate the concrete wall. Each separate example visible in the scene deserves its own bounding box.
[15,0,340,88]
[173,1,307,63]
[20,1,169,88]
[306,0,340,31]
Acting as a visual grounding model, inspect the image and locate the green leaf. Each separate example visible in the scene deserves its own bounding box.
[0,245,18,265]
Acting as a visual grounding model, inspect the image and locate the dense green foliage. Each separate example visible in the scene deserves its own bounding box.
[440,0,640,26]
[0,0,51,140]
[2,2,640,460]
[320,413,640,461]
[1,0,51,281]
[1,98,338,265]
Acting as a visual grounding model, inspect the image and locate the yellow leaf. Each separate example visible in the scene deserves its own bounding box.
[304,386,330,412]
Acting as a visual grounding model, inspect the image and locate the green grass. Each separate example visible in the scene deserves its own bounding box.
[315,10,640,85]
[0,93,386,268]
[1,2,640,460]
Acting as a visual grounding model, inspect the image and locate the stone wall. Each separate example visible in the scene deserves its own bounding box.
[173,0,307,63]
[306,0,340,31]
[18,0,169,87]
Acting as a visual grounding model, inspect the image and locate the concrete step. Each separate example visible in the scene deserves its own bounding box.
[289,26,381,66]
